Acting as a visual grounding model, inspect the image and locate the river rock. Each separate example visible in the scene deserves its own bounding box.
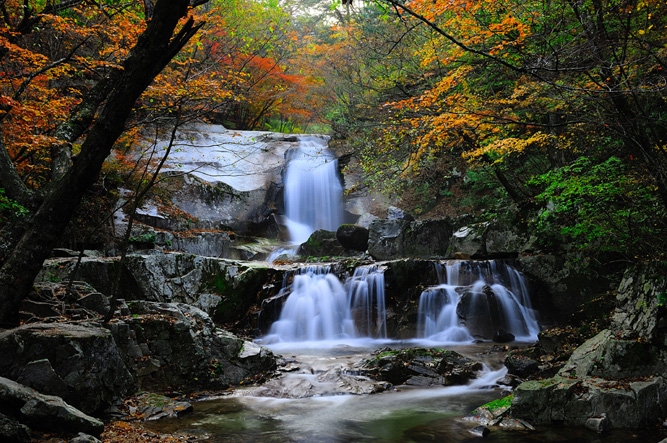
[254,366,390,398]
[505,354,539,378]
[493,329,515,343]
[108,301,276,390]
[0,323,134,414]
[358,348,482,386]
[0,376,104,436]
[336,224,369,251]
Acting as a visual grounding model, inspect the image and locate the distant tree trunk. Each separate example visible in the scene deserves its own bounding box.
[0,0,206,327]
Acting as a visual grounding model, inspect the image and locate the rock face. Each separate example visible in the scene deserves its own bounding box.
[0,323,133,415]
[0,377,104,437]
[509,264,667,430]
[108,301,276,390]
[114,127,301,238]
[511,375,667,430]
[36,253,286,325]
[358,348,482,386]
[368,219,452,260]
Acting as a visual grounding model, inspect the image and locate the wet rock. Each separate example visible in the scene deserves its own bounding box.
[254,366,390,398]
[358,348,482,386]
[109,301,276,390]
[584,414,609,433]
[298,229,345,257]
[336,224,369,251]
[457,286,503,340]
[505,354,539,378]
[130,393,193,421]
[0,323,134,414]
[468,425,490,437]
[493,329,515,343]
[0,376,104,436]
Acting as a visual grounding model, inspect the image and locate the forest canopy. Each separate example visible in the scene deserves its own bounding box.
[0,0,666,324]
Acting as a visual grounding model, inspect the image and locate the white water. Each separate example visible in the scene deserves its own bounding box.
[417,261,540,342]
[263,265,387,344]
[282,136,343,244]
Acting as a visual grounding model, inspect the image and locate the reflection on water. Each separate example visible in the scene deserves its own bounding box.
[144,342,666,443]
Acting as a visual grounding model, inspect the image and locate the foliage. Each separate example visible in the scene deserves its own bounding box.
[0,188,27,223]
[531,156,667,258]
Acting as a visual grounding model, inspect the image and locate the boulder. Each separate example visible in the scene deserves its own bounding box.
[505,354,539,378]
[298,229,345,257]
[336,224,369,251]
[0,323,134,415]
[457,286,503,339]
[510,375,667,429]
[108,301,276,390]
[493,329,516,343]
[0,377,104,436]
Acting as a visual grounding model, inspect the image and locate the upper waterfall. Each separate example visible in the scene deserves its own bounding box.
[282,136,344,244]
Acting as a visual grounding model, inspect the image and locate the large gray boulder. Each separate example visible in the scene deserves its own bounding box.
[511,375,667,429]
[0,323,134,415]
[0,376,104,436]
[368,219,452,260]
[108,301,276,390]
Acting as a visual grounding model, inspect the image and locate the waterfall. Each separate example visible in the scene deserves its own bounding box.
[264,265,387,343]
[417,261,539,342]
[282,136,343,244]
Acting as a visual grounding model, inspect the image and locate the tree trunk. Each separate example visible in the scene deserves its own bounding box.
[0,0,205,327]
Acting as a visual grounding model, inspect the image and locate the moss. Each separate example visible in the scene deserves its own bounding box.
[476,394,514,413]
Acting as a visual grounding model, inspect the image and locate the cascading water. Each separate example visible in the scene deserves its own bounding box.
[263,265,387,343]
[417,260,540,342]
[282,136,343,244]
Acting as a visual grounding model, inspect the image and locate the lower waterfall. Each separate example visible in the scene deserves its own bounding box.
[417,260,540,342]
[263,265,387,343]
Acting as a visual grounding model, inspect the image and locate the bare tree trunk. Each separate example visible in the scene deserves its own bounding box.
[0,0,205,327]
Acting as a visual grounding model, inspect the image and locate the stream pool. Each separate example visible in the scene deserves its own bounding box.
[144,341,665,442]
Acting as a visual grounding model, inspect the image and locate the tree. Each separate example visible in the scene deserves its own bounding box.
[0,0,208,327]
